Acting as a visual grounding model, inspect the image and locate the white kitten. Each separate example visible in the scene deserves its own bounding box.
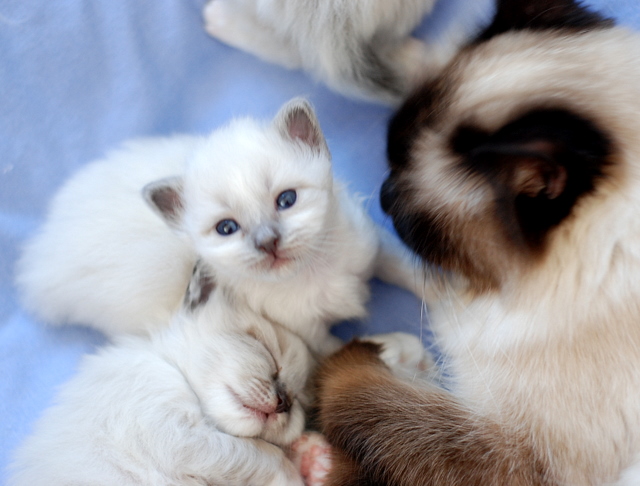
[8,279,313,486]
[16,98,421,355]
[202,0,491,104]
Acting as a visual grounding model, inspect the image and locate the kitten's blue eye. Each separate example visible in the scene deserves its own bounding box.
[216,219,239,236]
[276,190,297,210]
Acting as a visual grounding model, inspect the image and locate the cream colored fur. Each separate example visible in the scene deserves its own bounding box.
[410,28,640,484]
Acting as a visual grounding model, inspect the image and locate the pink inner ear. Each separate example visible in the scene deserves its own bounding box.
[287,109,319,148]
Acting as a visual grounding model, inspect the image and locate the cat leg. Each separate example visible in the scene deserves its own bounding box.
[315,341,552,486]
[373,225,435,302]
[185,432,304,486]
[203,0,302,69]
[323,449,373,486]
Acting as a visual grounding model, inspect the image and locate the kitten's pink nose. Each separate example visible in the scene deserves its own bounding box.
[254,225,281,255]
[257,236,279,255]
[275,384,291,414]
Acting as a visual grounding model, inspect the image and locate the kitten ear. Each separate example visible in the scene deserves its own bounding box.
[183,259,216,311]
[274,98,329,156]
[142,176,186,229]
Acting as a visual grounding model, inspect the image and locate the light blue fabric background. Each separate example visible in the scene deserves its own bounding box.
[1,0,638,482]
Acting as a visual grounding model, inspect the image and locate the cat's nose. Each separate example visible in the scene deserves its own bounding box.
[254,225,281,255]
[275,383,291,414]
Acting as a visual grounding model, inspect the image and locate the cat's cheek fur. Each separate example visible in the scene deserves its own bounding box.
[210,392,305,447]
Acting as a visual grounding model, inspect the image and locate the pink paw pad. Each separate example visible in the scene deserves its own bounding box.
[289,432,333,486]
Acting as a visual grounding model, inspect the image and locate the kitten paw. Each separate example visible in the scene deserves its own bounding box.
[289,432,332,486]
[364,332,432,376]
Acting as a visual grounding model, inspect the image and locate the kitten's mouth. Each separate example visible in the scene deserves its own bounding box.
[269,256,291,269]
[242,404,277,423]
[261,252,292,271]
[230,387,282,423]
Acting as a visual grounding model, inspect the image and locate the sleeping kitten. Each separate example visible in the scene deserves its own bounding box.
[202,0,491,104]
[8,271,313,486]
[316,1,640,485]
[16,98,420,355]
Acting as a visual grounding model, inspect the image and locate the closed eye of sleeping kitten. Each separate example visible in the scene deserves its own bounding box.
[9,267,314,486]
[315,0,640,485]
[202,0,492,104]
[16,98,421,356]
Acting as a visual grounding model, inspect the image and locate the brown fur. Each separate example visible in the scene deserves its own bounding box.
[316,341,552,486]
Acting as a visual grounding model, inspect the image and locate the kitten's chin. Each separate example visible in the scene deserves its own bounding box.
[251,255,305,282]
[260,403,306,447]
[226,402,304,447]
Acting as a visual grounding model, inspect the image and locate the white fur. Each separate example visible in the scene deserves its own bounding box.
[8,290,313,486]
[15,137,198,335]
[16,99,421,355]
[202,0,492,104]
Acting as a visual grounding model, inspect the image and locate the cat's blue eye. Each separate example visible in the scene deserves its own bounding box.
[215,219,239,236]
[276,190,297,210]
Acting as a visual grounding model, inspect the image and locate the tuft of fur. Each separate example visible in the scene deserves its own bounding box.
[16,98,421,355]
[202,0,492,104]
[8,286,314,486]
[318,3,640,485]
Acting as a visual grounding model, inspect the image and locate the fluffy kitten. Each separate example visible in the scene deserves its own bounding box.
[202,0,491,104]
[8,272,313,486]
[316,1,640,485]
[16,98,420,355]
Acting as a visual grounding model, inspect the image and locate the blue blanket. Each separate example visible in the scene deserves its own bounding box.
[1,0,637,481]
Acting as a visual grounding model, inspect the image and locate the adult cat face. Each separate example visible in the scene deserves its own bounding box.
[379,28,640,291]
[145,98,334,283]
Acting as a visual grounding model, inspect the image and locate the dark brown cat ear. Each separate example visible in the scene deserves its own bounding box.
[470,142,568,199]
[274,98,330,156]
[511,156,567,200]
[453,108,611,247]
[142,176,185,230]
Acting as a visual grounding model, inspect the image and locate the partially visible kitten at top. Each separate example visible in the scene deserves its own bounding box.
[202,0,493,104]
[315,1,640,485]
[16,98,420,356]
[8,266,313,486]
